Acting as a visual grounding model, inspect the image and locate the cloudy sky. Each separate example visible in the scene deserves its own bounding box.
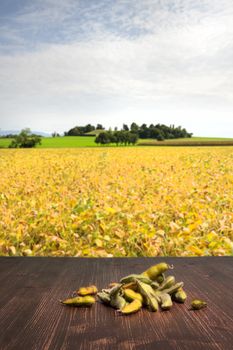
[0,0,233,136]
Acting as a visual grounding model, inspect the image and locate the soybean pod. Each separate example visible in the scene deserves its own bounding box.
[136,280,159,312]
[173,288,187,303]
[124,289,143,303]
[142,262,173,281]
[97,292,111,305]
[61,296,95,307]
[110,294,127,310]
[160,282,184,295]
[156,274,165,284]
[77,285,98,296]
[122,282,137,291]
[160,293,173,310]
[191,299,207,310]
[120,274,152,285]
[157,276,175,291]
[121,299,142,315]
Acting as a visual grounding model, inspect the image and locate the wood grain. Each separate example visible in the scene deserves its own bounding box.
[0,257,232,350]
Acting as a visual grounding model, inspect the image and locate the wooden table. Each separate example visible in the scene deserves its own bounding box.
[0,257,232,350]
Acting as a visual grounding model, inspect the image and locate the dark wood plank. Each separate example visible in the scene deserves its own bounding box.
[0,257,232,350]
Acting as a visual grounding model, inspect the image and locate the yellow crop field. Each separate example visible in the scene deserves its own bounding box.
[0,147,232,257]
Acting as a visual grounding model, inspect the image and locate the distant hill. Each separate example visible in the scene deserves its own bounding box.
[0,130,51,137]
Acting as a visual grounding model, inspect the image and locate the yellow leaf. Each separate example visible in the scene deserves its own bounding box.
[9,246,16,255]
[23,249,33,256]
[115,230,126,239]
[95,238,103,247]
[188,246,203,256]
[105,207,116,215]
[103,235,110,241]
[206,232,218,242]
[99,223,105,234]
[169,221,180,232]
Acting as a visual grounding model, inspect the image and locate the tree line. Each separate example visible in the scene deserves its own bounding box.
[5,122,192,148]
[65,122,192,144]
[95,130,138,146]
[131,123,192,140]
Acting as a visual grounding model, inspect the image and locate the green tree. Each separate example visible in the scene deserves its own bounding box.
[128,132,138,145]
[85,124,95,133]
[123,124,129,131]
[156,133,165,141]
[96,124,105,130]
[95,132,111,145]
[130,122,139,133]
[9,128,41,148]
[66,124,95,136]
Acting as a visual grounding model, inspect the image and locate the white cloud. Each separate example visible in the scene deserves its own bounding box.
[0,0,233,136]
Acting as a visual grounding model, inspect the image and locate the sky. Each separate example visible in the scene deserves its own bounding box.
[0,0,233,136]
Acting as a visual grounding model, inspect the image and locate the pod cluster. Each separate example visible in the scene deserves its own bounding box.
[60,262,207,314]
[97,262,188,314]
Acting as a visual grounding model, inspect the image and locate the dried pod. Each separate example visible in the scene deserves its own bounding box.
[97,292,111,305]
[110,294,127,310]
[107,283,126,310]
[161,282,184,295]
[124,289,143,303]
[160,293,173,310]
[158,276,175,291]
[142,262,173,281]
[109,284,123,297]
[173,288,187,303]
[122,282,137,291]
[151,281,160,290]
[191,299,207,310]
[120,274,152,285]
[77,285,98,296]
[102,283,121,294]
[121,299,142,315]
[156,274,165,284]
[136,280,159,311]
[61,296,95,307]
